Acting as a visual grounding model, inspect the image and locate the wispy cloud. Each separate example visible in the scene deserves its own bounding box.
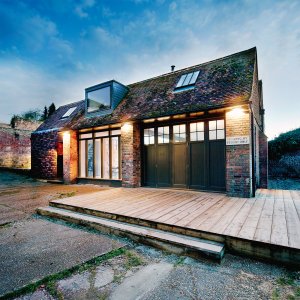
[74,0,95,18]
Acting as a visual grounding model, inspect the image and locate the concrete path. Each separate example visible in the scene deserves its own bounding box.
[0,218,124,297]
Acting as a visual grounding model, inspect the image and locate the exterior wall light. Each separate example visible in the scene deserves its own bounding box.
[122,122,133,132]
[227,107,245,117]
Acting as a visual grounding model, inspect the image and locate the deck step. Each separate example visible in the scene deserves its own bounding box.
[37,206,225,262]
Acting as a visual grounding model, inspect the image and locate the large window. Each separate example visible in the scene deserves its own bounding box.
[79,129,121,180]
[176,71,200,88]
[87,86,111,113]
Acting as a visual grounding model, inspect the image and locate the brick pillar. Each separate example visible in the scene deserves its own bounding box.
[63,130,78,183]
[259,130,268,188]
[121,122,141,187]
[226,109,252,198]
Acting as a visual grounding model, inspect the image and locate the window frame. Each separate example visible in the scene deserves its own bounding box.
[78,129,121,180]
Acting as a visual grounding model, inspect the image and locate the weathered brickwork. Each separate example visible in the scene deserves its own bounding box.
[225,110,252,197]
[63,130,78,183]
[0,121,40,170]
[259,130,268,188]
[121,122,141,187]
[31,130,59,179]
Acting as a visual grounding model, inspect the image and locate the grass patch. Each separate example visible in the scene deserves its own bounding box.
[57,191,76,199]
[0,222,12,229]
[124,250,143,270]
[174,256,185,267]
[295,287,300,297]
[276,275,295,286]
[271,288,280,300]
[1,247,126,300]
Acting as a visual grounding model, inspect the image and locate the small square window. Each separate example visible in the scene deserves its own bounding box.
[144,128,155,145]
[209,119,225,140]
[158,126,170,144]
[173,124,186,143]
[190,122,204,141]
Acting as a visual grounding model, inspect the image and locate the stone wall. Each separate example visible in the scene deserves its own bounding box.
[31,130,59,179]
[0,121,40,170]
[121,122,141,187]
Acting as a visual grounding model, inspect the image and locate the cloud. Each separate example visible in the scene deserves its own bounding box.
[74,0,95,18]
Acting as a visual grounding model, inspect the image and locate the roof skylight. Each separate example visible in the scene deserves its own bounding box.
[176,71,200,88]
[61,107,77,119]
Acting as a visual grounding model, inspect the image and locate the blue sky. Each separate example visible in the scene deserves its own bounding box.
[0,0,299,139]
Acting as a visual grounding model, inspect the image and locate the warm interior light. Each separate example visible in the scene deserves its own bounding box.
[143,118,155,123]
[157,116,170,121]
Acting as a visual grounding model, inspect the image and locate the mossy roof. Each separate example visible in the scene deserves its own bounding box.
[38,47,257,131]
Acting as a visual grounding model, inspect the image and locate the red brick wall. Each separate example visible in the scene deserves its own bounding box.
[31,130,59,179]
[259,130,268,188]
[225,109,252,198]
[63,130,78,183]
[121,122,141,187]
[0,127,32,169]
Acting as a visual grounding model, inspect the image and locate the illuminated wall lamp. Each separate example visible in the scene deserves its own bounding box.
[227,107,245,117]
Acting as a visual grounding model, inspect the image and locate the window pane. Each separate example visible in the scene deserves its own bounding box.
[217,129,225,139]
[148,128,155,136]
[79,133,93,139]
[158,135,164,144]
[111,129,121,135]
[79,140,86,177]
[111,137,119,179]
[180,124,186,133]
[149,136,155,144]
[87,86,111,112]
[197,122,204,131]
[190,123,197,132]
[94,131,109,137]
[217,120,224,130]
[189,71,200,84]
[183,73,193,85]
[209,131,216,140]
[179,133,186,142]
[103,138,110,179]
[174,133,180,142]
[144,137,149,145]
[209,121,216,130]
[197,132,204,141]
[190,132,197,141]
[87,140,93,177]
[173,125,180,133]
[164,135,170,143]
[176,74,187,87]
[164,126,169,134]
[158,127,164,135]
[94,139,101,178]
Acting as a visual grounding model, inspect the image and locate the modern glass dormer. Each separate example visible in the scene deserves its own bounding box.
[85,80,128,116]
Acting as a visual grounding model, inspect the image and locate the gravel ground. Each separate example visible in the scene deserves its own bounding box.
[0,170,109,225]
[268,177,300,190]
[15,243,300,300]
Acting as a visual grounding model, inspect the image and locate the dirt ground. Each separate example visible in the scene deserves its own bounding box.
[0,170,109,225]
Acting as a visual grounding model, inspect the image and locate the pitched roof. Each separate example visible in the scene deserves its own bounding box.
[71,47,256,130]
[36,47,257,131]
[35,100,85,132]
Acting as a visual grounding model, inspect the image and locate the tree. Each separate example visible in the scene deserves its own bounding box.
[42,106,48,121]
[10,115,20,129]
[48,103,56,117]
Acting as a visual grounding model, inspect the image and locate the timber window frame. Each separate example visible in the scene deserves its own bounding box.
[78,129,121,180]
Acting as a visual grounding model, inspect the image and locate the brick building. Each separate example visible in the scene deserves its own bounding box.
[31,47,268,197]
[0,120,41,170]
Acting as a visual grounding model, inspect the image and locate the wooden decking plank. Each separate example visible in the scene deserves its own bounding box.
[199,196,241,232]
[158,194,213,224]
[270,190,289,246]
[252,190,275,244]
[237,192,266,241]
[283,190,300,248]
[188,196,233,229]
[210,197,247,234]
[223,197,256,237]
[176,194,227,228]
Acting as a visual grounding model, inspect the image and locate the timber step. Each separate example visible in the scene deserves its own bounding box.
[37,206,225,262]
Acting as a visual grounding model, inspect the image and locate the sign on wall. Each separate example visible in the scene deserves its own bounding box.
[226,136,250,145]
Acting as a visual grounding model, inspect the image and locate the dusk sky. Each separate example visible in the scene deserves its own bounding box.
[0,0,299,139]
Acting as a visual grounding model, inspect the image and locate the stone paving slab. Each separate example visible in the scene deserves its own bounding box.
[0,218,124,297]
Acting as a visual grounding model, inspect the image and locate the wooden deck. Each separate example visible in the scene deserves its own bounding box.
[51,188,300,251]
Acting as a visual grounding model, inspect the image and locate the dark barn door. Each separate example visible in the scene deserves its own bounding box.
[143,119,225,192]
